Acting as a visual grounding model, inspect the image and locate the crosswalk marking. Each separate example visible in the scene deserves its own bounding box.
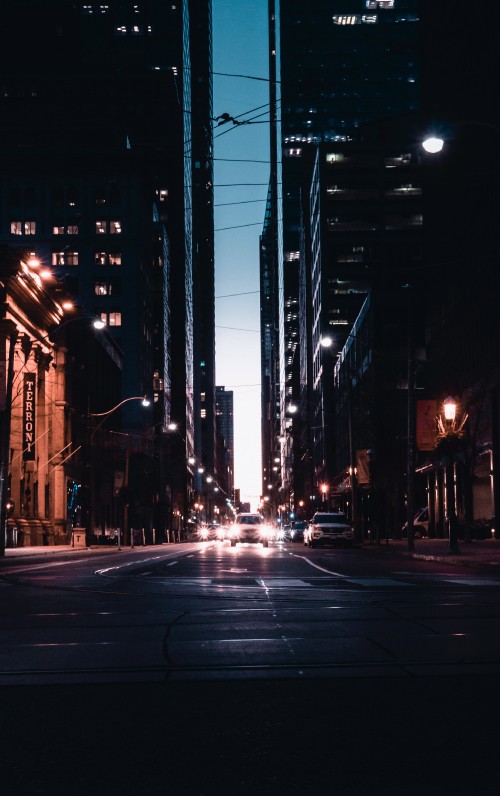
[142,574,499,589]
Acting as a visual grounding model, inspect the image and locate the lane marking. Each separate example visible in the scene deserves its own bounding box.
[288,551,347,577]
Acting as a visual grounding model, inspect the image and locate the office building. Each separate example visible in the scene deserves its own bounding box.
[215,386,234,506]
[264,0,420,514]
[0,1,215,541]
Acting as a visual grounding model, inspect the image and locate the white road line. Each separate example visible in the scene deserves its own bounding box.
[288,551,347,577]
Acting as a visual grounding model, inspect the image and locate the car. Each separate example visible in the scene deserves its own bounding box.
[290,520,307,543]
[198,524,225,541]
[304,512,354,548]
[402,507,429,538]
[228,513,273,547]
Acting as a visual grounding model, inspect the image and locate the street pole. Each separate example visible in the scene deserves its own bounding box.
[347,376,359,543]
[0,321,18,557]
[124,433,130,546]
[446,454,460,554]
[406,287,416,551]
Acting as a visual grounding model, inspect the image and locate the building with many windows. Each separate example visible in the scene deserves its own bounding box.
[215,386,234,506]
[263,0,420,517]
[0,1,215,542]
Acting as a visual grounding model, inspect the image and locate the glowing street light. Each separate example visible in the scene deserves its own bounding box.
[436,395,468,554]
[422,136,444,154]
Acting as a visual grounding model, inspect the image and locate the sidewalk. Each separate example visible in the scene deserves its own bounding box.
[0,542,179,560]
[360,537,500,569]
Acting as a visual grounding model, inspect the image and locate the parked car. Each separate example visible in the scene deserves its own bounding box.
[304,512,354,548]
[401,507,429,538]
[228,513,273,547]
[290,520,307,543]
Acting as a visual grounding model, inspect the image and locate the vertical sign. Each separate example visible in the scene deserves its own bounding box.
[356,449,371,485]
[23,373,36,461]
[416,399,438,451]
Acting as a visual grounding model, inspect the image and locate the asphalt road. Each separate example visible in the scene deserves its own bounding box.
[2,541,500,794]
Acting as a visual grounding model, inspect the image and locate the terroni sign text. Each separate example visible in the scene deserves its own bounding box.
[23,373,36,461]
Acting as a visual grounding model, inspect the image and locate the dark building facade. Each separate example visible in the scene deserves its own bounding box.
[215,386,234,506]
[265,0,500,541]
[190,0,216,487]
[264,0,420,518]
[0,1,215,541]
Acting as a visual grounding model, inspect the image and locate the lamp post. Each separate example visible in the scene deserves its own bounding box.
[436,396,468,554]
[0,320,18,557]
[87,396,150,546]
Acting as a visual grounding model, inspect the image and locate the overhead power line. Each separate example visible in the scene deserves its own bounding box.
[216,290,260,298]
[215,221,264,232]
[215,198,267,207]
[213,70,276,83]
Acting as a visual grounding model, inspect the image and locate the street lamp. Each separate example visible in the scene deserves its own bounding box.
[422,136,444,154]
[86,396,151,546]
[436,396,468,554]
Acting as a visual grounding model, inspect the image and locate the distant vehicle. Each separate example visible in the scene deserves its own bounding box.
[402,507,429,538]
[290,520,307,543]
[198,524,225,541]
[278,523,295,541]
[229,513,273,547]
[304,512,354,548]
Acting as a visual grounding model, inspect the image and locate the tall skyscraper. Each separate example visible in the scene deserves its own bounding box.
[0,1,215,538]
[263,0,420,512]
[215,386,234,504]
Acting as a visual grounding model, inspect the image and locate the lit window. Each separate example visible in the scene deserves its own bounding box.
[10,221,36,235]
[385,184,421,197]
[333,15,360,24]
[385,153,413,168]
[326,153,346,165]
[95,220,122,234]
[95,252,122,265]
[108,312,122,326]
[53,224,78,235]
[94,283,113,296]
[52,251,78,266]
